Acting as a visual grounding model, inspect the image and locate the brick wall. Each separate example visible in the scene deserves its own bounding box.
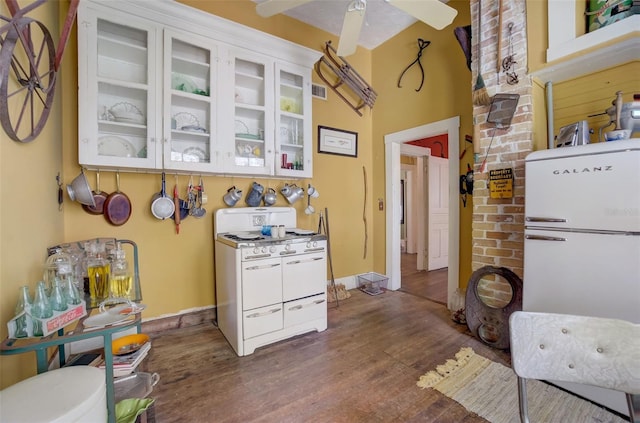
[471,0,533,303]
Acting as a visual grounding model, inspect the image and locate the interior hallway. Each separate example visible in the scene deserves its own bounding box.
[399,253,448,305]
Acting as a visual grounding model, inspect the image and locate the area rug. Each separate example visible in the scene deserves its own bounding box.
[417,347,626,423]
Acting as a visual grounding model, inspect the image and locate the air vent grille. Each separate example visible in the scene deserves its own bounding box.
[312,83,327,100]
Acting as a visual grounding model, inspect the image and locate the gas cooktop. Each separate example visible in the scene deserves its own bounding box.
[217,229,327,248]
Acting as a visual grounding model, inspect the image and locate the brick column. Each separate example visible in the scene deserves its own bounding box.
[471,0,533,291]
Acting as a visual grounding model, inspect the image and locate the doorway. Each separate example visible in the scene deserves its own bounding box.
[384,116,460,309]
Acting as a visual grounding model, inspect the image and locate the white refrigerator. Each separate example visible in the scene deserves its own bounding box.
[523,138,640,415]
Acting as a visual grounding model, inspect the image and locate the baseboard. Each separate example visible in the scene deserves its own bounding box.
[142,306,216,333]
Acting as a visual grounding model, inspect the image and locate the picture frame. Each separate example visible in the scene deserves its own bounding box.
[318,126,358,158]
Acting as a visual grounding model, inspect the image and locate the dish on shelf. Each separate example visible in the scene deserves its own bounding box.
[235,119,250,135]
[109,102,145,125]
[280,97,300,113]
[172,112,202,131]
[98,136,138,158]
[180,125,207,133]
[182,146,208,163]
[171,73,197,93]
[112,333,150,355]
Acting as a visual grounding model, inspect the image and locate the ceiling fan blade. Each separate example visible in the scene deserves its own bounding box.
[336,3,366,57]
[388,0,458,30]
[256,0,316,17]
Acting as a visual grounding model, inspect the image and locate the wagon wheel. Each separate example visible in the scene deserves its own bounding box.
[0,16,56,143]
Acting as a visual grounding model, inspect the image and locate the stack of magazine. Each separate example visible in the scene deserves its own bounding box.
[98,341,151,377]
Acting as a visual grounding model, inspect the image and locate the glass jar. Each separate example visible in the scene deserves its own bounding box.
[110,243,132,299]
[14,286,32,338]
[43,248,73,297]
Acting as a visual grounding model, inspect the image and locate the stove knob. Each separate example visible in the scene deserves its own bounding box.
[269,246,276,253]
[312,241,318,248]
[253,247,260,254]
[285,244,291,251]
[306,241,312,248]
[261,247,267,254]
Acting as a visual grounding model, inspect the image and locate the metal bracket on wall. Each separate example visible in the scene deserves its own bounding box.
[315,41,377,116]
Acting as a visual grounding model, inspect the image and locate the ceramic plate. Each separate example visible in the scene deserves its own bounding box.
[231,232,261,240]
[173,112,200,131]
[109,102,145,124]
[294,229,315,235]
[98,136,137,158]
[182,146,208,163]
[84,311,133,328]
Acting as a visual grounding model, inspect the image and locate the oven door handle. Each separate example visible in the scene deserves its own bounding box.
[288,298,326,311]
[246,307,282,318]
[304,247,325,253]
[285,257,324,265]
[245,263,281,270]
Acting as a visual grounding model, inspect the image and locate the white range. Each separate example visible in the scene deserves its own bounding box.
[523,138,640,414]
[214,207,327,356]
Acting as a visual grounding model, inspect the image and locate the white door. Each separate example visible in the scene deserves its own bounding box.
[427,156,449,270]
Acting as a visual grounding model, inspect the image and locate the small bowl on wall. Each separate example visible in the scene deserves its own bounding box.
[604,129,632,141]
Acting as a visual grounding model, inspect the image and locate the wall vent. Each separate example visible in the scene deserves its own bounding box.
[312,83,327,100]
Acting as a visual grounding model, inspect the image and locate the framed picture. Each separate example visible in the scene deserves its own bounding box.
[318,126,358,158]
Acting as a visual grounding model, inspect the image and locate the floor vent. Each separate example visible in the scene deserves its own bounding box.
[312,83,327,100]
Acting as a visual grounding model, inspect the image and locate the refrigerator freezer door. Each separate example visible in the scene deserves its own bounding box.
[523,229,640,321]
[523,229,640,414]
[525,141,640,232]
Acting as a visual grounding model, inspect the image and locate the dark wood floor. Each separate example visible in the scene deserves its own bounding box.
[399,253,448,305]
[142,289,510,422]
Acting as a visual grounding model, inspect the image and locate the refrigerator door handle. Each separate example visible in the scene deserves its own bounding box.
[526,217,568,223]
[525,234,567,242]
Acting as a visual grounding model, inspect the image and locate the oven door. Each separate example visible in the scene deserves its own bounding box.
[282,251,326,302]
[242,257,282,310]
[243,304,283,339]
[284,294,326,328]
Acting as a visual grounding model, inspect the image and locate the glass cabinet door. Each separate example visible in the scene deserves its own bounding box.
[275,62,312,178]
[164,30,217,172]
[224,50,274,175]
[78,9,159,169]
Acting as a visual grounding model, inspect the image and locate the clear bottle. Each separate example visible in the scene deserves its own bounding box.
[65,276,83,305]
[49,277,68,312]
[87,242,110,305]
[43,247,73,297]
[14,286,32,338]
[110,243,132,299]
[32,281,53,337]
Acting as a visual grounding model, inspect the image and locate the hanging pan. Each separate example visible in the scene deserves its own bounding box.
[83,170,108,215]
[151,172,175,220]
[103,171,132,226]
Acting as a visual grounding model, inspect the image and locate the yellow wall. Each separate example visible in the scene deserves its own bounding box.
[0,0,65,387]
[371,1,474,284]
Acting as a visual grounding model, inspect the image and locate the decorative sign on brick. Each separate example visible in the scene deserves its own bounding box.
[489,168,513,199]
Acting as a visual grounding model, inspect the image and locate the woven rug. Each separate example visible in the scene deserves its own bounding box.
[417,347,626,423]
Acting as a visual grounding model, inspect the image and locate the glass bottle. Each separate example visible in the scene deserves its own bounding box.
[87,242,110,305]
[49,277,68,312]
[43,247,73,297]
[14,286,32,338]
[110,242,132,299]
[32,281,53,337]
[65,276,83,305]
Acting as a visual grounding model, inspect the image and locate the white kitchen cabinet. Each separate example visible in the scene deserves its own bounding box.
[163,29,219,173]
[78,0,321,177]
[274,62,313,178]
[78,8,161,170]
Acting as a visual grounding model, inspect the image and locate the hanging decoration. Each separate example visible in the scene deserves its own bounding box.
[397,38,431,92]
[315,41,377,116]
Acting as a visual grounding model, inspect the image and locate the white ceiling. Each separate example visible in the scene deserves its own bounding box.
[254,0,419,50]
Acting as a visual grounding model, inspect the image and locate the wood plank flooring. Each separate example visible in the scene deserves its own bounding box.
[142,289,511,422]
[399,253,448,305]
